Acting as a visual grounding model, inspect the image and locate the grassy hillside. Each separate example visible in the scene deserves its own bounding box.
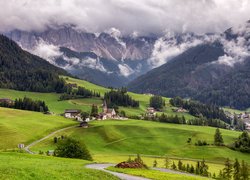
[0,152,118,180]
[0,89,102,114]
[31,120,249,175]
[0,76,195,119]
[0,107,76,149]
[62,76,194,118]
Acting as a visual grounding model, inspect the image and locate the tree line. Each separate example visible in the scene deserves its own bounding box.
[144,113,228,129]
[149,95,165,110]
[104,88,139,108]
[170,97,230,124]
[59,86,100,100]
[0,97,49,112]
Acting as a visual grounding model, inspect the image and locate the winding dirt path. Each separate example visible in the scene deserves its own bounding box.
[86,163,150,180]
[24,125,77,154]
[86,163,208,180]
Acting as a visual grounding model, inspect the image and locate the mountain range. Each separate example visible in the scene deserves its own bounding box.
[128,21,250,109]
[4,20,250,109]
[6,26,156,87]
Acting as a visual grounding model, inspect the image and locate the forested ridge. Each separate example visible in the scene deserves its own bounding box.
[0,34,69,92]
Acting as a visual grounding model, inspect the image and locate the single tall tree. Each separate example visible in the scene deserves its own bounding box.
[214,128,224,146]
[90,104,98,117]
[165,156,170,168]
[223,158,233,180]
[153,160,158,167]
[233,158,241,180]
[240,160,249,180]
[178,160,183,171]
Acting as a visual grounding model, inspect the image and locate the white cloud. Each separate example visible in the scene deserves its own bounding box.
[148,33,206,68]
[1,0,250,35]
[118,64,134,77]
[213,21,250,66]
[78,57,108,73]
[31,40,62,64]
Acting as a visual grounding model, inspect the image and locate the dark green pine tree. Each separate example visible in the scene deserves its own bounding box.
[164,157,170,168]
[153,160,158,167]
[171,162,177,170]
[90,104,98,117]
[233,158,241,180]
[178,160,183,171]
[240,160,249,180]
[223,158,233,180]
[214,128,224,146]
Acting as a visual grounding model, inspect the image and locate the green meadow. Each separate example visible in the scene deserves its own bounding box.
[107,166,205,180]
[0,107,76,149]
[31,119,249,175]
[0,89,102,114]
[0,76,249,179]
[0,152,118,180]
[0,76,195,119]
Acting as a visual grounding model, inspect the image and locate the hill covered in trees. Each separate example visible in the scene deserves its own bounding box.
[0,35,69,92]
[128,42,250,110]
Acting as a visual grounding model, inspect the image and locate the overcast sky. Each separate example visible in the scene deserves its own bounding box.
[1,0,250,35]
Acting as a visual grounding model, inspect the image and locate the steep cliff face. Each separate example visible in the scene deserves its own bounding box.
[6,26,156,61]
[6,26,157,87]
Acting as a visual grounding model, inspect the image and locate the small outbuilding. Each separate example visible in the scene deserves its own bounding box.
[18,144,25,149]
[64,109,81,119]
[79,121,88,128]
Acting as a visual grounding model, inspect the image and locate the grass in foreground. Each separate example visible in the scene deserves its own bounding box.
[0,152,118,180]
[0,107,76,149]
[31,119,249,176]
[107,166,205,180]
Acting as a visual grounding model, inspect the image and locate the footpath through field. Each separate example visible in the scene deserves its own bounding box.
[86,163,208,180]
[24,125,77,154]
[86,163,150,180]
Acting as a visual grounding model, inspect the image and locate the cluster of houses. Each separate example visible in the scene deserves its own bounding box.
[64,101,120,127]
[225,111,250,131]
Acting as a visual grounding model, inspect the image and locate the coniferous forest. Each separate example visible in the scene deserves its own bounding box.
[104,88,139,108]
[0,35,68,93]
[0,97,49,112]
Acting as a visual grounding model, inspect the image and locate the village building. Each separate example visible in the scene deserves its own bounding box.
[18,144,25,149]
[79,121,89,128]
[146,107,156,117]
[98,101,117,120]
[245,122,250,131]
[47,150,54,156]
[0,98,14,105]
[67,83,78,88]
[173,107,188,113]
[64,109,81,119]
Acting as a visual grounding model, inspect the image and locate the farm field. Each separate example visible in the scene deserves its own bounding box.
[31,119,249,176]
[0,152,118,180]
[0,76,195,119]
[0,107,76,149]
[0,89,102,114]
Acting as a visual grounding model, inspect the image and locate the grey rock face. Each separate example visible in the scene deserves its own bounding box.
[6,26,156,61]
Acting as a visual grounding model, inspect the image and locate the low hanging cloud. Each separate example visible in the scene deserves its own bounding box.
[31,40,63,65]
[148,33,216,67]
[216,37,250,66]
[1,0,250,35]
[118,64,134,77]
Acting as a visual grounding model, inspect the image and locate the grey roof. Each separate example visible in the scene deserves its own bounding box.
[65,109,81,113]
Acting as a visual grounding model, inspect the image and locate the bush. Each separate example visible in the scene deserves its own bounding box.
[54,138,92,160]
